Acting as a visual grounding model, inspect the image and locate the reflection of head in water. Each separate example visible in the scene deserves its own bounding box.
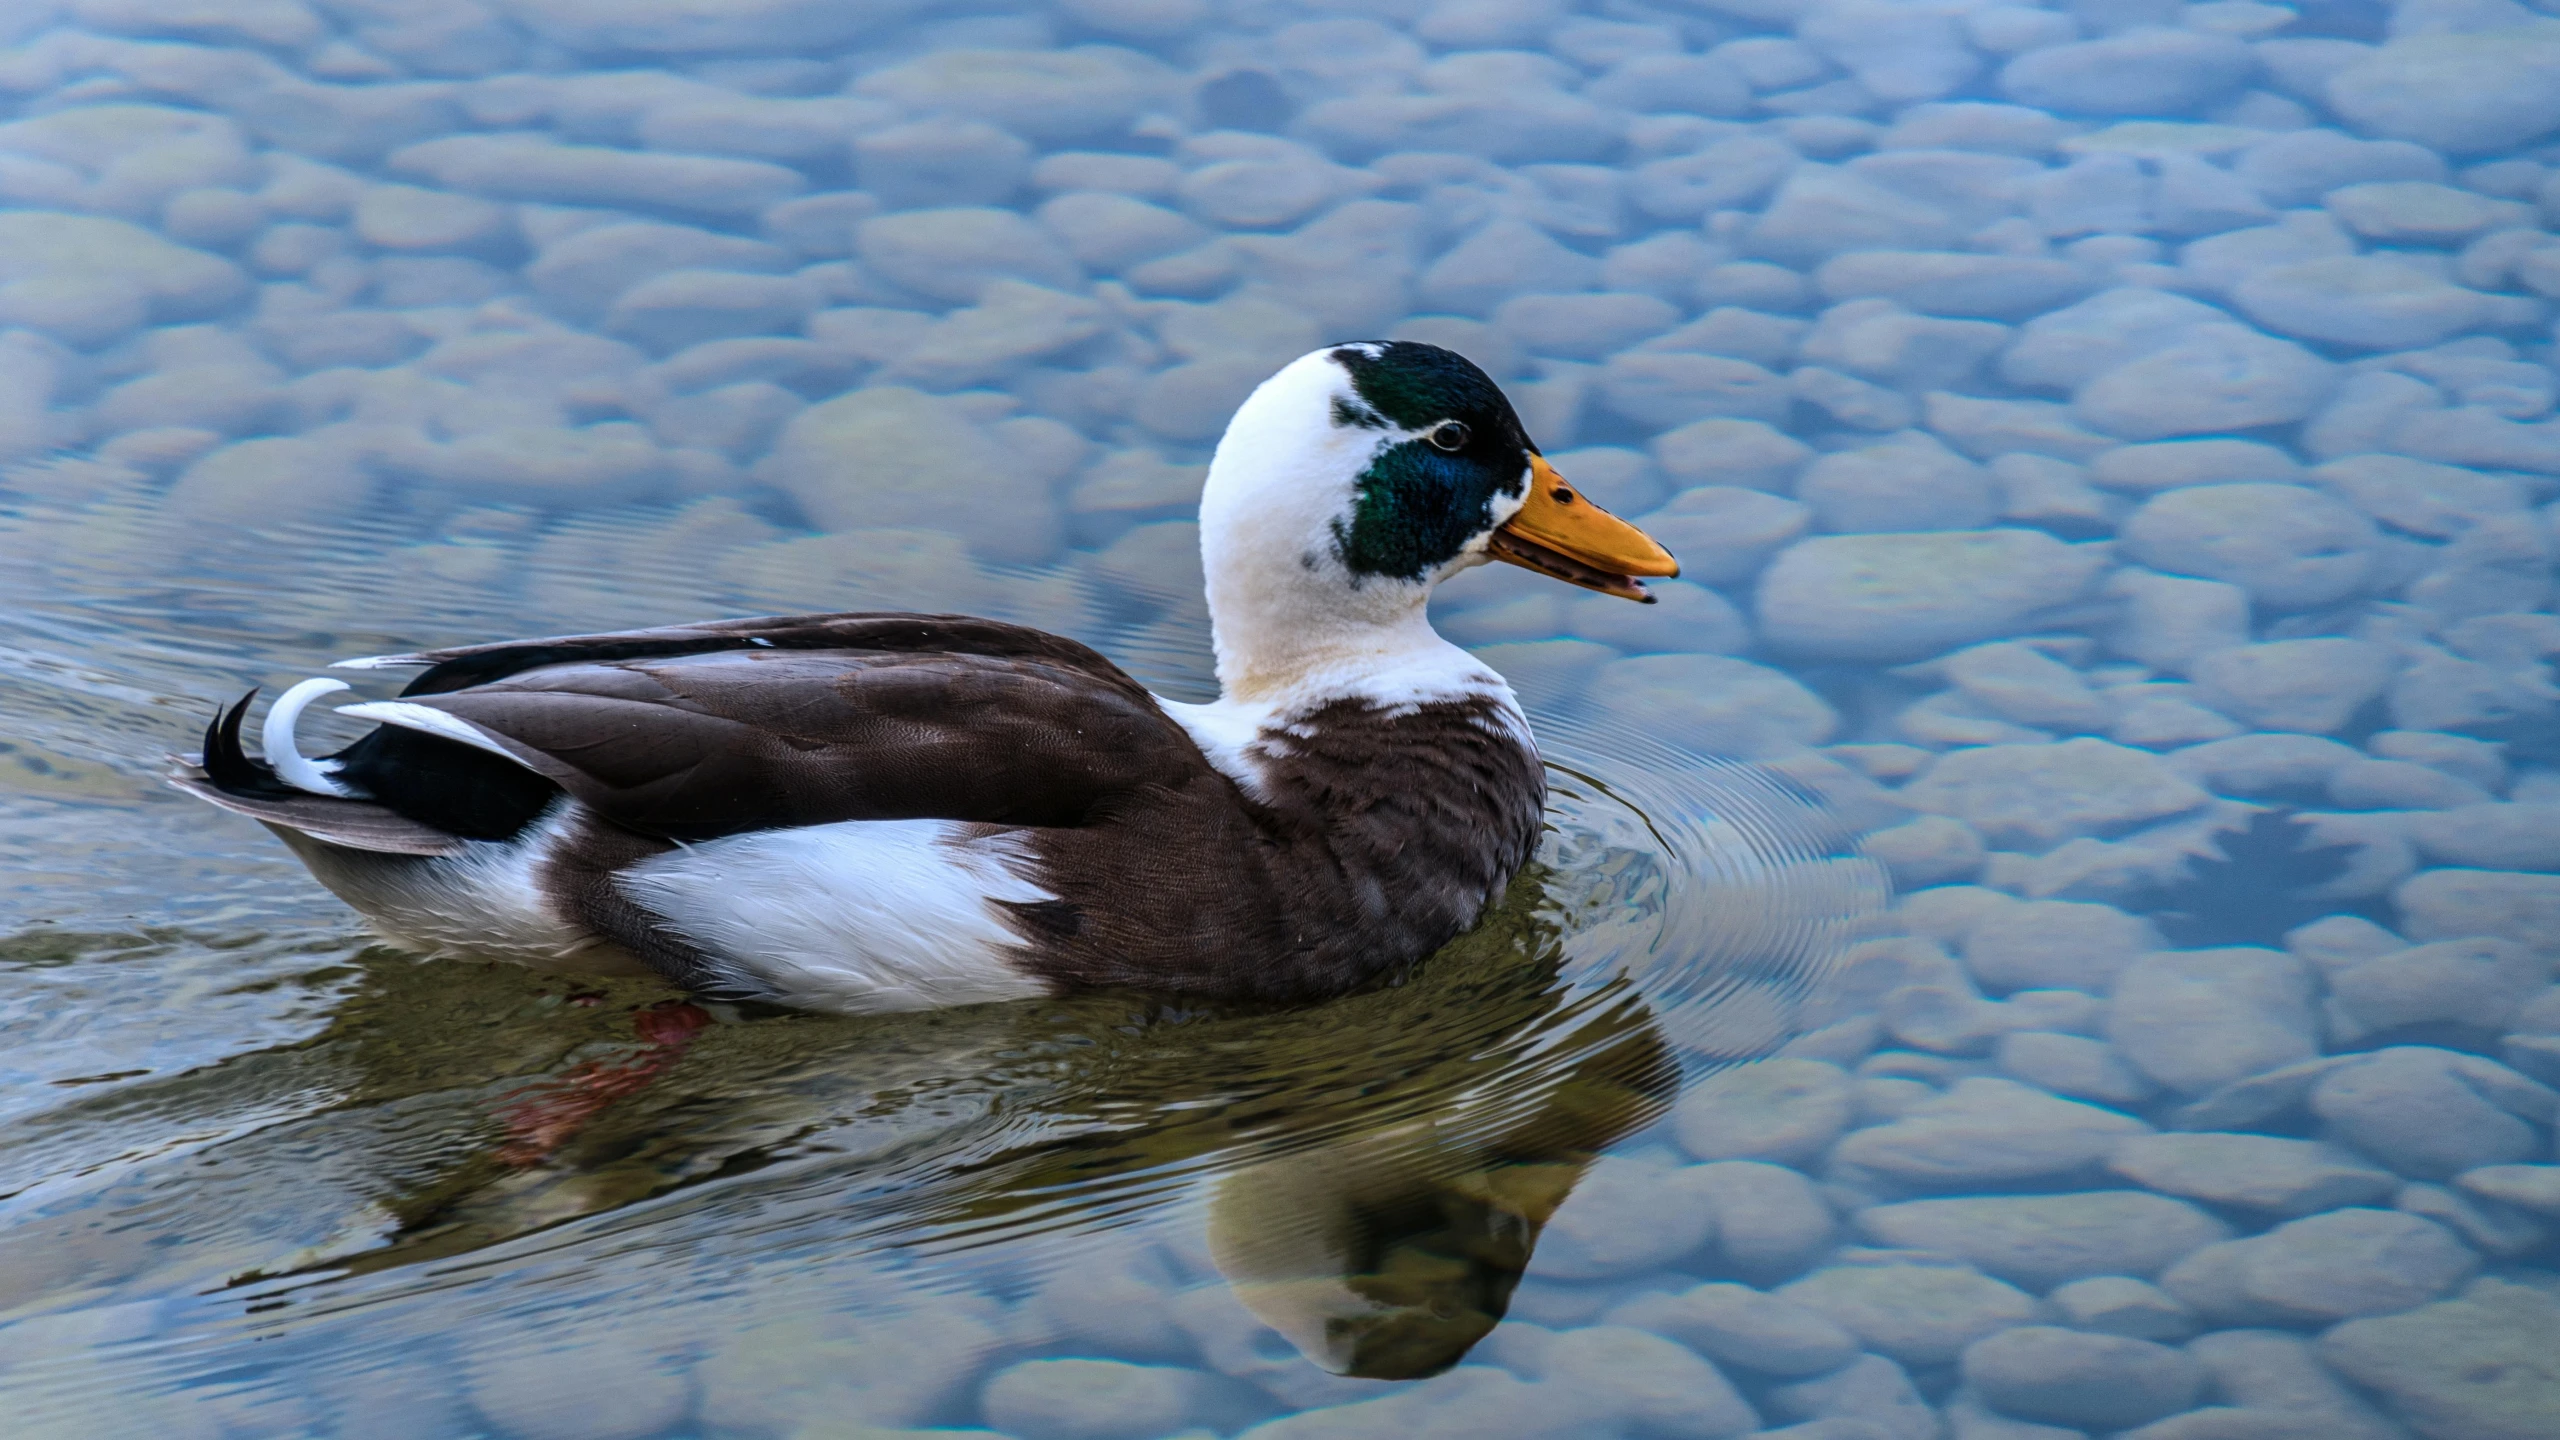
[1201,988,1673,1379]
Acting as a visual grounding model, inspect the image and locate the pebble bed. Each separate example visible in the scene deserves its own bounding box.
[3,0,2560,1436]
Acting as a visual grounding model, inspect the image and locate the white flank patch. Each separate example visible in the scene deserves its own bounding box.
[615,819,1054,1014]
[262,677,353,796]
[334,700,528,765]
[330,653,428,671]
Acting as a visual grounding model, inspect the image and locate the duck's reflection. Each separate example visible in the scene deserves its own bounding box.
[1,859,1692,1381]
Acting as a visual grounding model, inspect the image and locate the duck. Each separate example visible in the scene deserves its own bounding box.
[170,342,1679,1014]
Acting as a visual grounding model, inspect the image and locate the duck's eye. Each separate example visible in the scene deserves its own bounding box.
[1427,421,1469,452]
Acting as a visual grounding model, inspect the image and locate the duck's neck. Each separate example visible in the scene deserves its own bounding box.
[1197,533,1509,724]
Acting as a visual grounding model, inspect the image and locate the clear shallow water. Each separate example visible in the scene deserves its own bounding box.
[4,0,2560,1436]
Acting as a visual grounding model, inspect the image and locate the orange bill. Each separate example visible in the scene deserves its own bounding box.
[1488,455,1681,603]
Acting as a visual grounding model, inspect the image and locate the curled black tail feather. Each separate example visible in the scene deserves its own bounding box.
[200,690,299,800]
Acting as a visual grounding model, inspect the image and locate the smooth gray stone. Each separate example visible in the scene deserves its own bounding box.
[2311,455,2531,541]
[1899,738,2208,850]
[1233,1365,1581,1440]
[852,45,1172,146]
[1963,899,2156,995]
[1861,815,1988,890]
[1650,419,1812,493]
[2164,734,2359,797]
[2407,804,2560,872]
[1797,432,1997,534]
[1512,1324,1762,1440]
[1779,1262,2039,1366]
[1638,485,1810,585]
[2075,327,2336,442]
[1799,3,1980,104]
[2310,1047,2552,1179]
[389,133,802,216]
[1926,394,2116,463]
[1590,653,1838,760]
[2329,937,2547,1036]
[2167,1055,2358,1132]
[2110,569,2253,678]
[1800,298,2008,391]
[1795,363,1916,430]
[1815,251,2093,322]
[2393,404,2560,475]
[2326,29,2560,155]
[524,221,793,324]
[2192,638,2398,733]
[1743,164,1967,268]
[1757,1420,1906,1440]
[1766,1354,1941,1440]
[1639,306,1809,369]
[604,269,820,354]
[1606,1281,1861,1377]
[2181,1208,2480,1323]
[1494,292,1679,362]
[2137,1329,2410,1440]
[1691,1159,1837,1280]
[2455,1165,2560,1215]
[1298,85,1624,166]
[855,207,1082,305]
[2322,1279,2560,1440]
[1962,1326,2204,1431]
[1855,1192,2232,1292]
[1599,231,1722,302]
[1670,1058,1855,1166]
[1035,192,1209,274]
[981,1358,1221,1440]
[2047,1276,2197,1341]
[2089,439,2302,495]
[1834,1077,2152,1187]
[2106,947,2318,1098]
[2123,486,2380,614]
[1627,136,1801,223]
[1997,1032,2154,1106]
[467,1323,693,1440]
[2109,1133,2397,1217]
[1597,350,1790,429]
[2330,758,2498,812]
[2397,1179,2549,1259]
[1999,28,2253,115]
[2236,126,2446,208]
[2117,1411,2357,1439]
[2001,288,2230,394]
[1560,580,1750,657]
[1528,1155,1718,1281]
[2396,868,2560,964]
[853,118,1031,209]
[2231,256,2490,352]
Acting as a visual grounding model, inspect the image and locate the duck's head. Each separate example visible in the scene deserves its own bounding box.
[1199,342,1678,701]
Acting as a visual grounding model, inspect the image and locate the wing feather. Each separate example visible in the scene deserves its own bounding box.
[364,612,1141,701]
[382,645,1214,841]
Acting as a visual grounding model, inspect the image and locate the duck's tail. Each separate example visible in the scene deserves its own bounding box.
[169,687,467,856]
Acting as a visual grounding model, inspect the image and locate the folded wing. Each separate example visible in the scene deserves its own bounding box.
[370,644,1214,842]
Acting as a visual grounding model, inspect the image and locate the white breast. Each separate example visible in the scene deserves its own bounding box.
[613,819,1054,1013]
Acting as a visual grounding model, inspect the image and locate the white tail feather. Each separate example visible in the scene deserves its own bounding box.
[334,700,530,767]
[263,678,355,797]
